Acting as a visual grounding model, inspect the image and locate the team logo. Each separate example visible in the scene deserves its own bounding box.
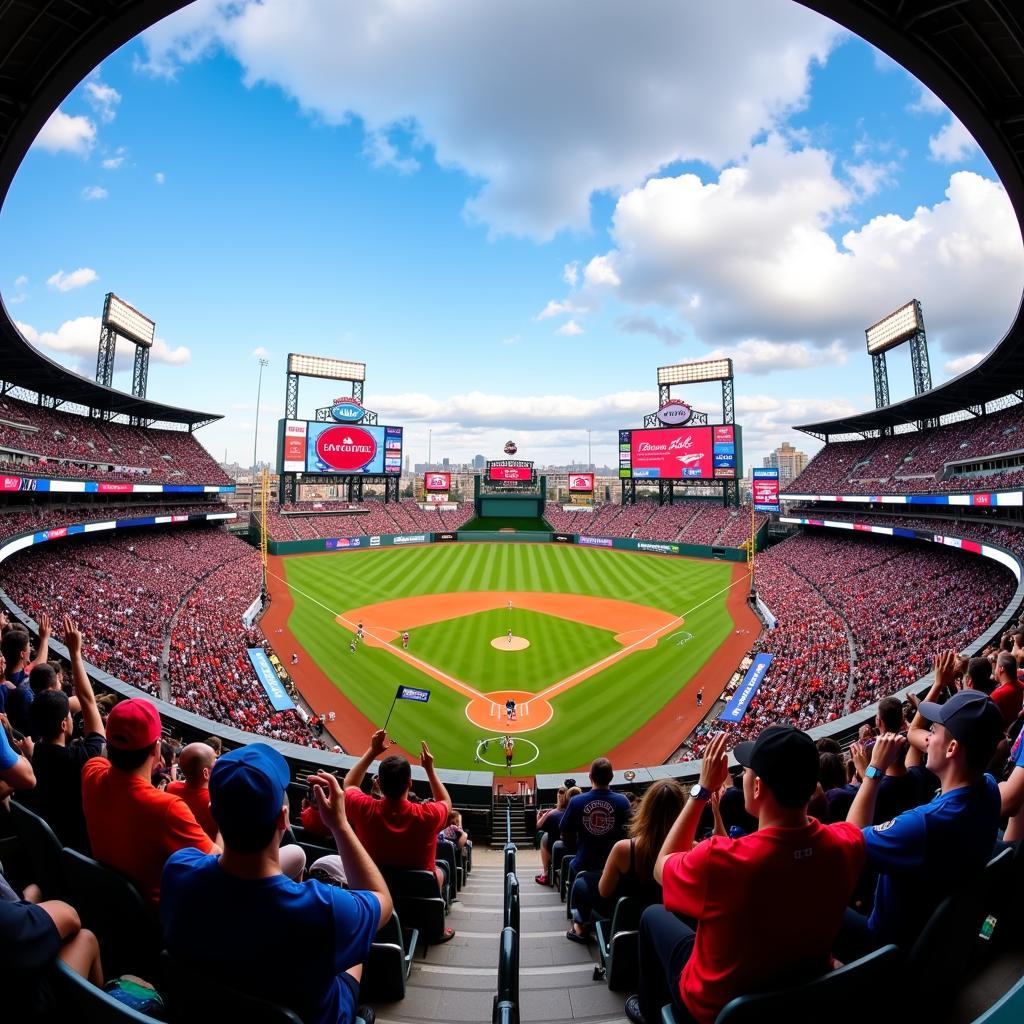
[314,426,377,472]
[504,440,518,455]
[582,798,617,836]
[656,399,692,426]
[330,397,365,423]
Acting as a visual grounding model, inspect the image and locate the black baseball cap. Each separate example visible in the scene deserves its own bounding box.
[734,725,819,808]
[917,690,1004,756]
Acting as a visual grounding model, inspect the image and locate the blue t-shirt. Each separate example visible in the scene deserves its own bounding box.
[560,788,632,871]
[4,683,33,737]
[0,725,18,772]
[1010,729,1024,768]
[162,849,380,1024]
[863,774,999,945]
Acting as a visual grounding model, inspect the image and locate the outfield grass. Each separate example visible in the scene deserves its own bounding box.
[281,543,737,773]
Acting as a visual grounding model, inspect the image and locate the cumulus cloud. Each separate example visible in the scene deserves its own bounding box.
[84,80,122,123]
[47,268,98,292]
[556,319,584,337]
[929,117,979,163]
[846,160,898,198]
[102,148,127,170]
[14,275,27,288]
[81,186,108,201]
[252,346,271,359]
[138,0,841,238]
[32,109,96,155]
[563,262,579,287]
[735,393,859,455]
[705,339,848,375]
[16,316,190,366]
[617,314,687,347]
[535,298,588,321]
[154,171,166,185]
[571,135,1021,357]
[943,352,985,377]
[363,128,420,174]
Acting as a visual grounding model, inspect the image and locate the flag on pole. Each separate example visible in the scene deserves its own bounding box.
[395,685,431,703]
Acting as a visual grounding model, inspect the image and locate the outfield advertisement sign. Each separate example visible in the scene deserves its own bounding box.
[434,532,458,542]
[247,648,295,712]
[579,535,614,547]
[636,540,680,555]
[752,468,781,512]
[719,653,773,722]
[325,537,365,549]
[552,533,574,543]
[393,533,429,545]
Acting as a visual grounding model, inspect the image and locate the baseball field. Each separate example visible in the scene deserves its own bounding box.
[263,543,759,773]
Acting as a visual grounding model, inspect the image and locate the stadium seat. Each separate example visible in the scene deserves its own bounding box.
[593,896,647,991]
[47,959,158,1023]
[363,910,419,1003]
[659,943,900,1024]
[60,848,160,981]
[907,847,1014,1001]
[381,868,448,946]
[5,800,67,900]
[567,868,600,922]
[437,837,460,897]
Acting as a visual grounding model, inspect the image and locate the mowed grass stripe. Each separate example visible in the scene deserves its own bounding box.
[282,544,738,771]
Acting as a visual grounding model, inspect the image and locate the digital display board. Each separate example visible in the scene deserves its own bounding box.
[489,465,533,482]
[752,468,781,512]
[425,472,451,491]
[619,425,742,481]
[568,473,595,492]
[278,419,402,475]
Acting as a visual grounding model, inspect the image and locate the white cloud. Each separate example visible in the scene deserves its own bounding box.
[46,268,98,292]
[617,314,687,346]
[252,346,271,359]
[556,319,584,337]
[139,0,841,238]
[363,128,420,175]
[735,393,858,454]
[929,117,979,163]
[572,135,1021,357]
[102,147,127,170]
[14,275,27,288]
[500,335,520,346]
[16,316,190,366]
[31,109,96,156]
[84,80,122,123]
[943,352,985,376]
[846,160,898,198]
[154,171,166,185]
[81,186,108,201]
[563,262,579,287]
[909,84,945,116]
[535,298,588,321]
[705,339,848,375]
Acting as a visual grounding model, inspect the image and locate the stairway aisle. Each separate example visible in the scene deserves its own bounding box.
[514,848,628,1024]
[374,847,627,1024]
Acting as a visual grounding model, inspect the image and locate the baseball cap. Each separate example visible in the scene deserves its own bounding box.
[734,725,819,807]
[917,690,1004,755]
[106,698,162,751]
[209,743,290,839]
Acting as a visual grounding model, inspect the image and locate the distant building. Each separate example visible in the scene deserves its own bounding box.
[763,442,808,485]
[473,454,486,470]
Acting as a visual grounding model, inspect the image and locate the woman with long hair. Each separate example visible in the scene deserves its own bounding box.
[567,779,685,943]
[535,785,579,885]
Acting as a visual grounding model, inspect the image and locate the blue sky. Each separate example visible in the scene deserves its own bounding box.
[1,0,1020,473]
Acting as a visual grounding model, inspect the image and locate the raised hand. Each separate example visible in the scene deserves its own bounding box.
[63,615,83,660]
[309,771,347,833]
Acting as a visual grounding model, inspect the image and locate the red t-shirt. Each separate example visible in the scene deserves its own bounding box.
[81,758,216,906]
[300,801,332,839]
[166,781,218,842]
[662,820,865,1024]
[990,680,1023,725]
[344,789,447,882]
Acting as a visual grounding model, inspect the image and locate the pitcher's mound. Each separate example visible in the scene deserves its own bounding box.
[492,635,530,651]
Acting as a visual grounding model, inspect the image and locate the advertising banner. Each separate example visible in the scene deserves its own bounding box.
[579,535,614,547]
[303,422,403,476]
[434,532,458,542]
[325,537,365,549]
[752,468,781,512]
[425,472,451,491]
[568,473,595,492]
[719,653,773,722]
[489,465,533,482]
[393,533,429,545]
[425,493,447,503]
[247,648,295,712]
[552,533,574,543]
[630,427,714,479]
[396,685,430,703]
[281,420,307,473]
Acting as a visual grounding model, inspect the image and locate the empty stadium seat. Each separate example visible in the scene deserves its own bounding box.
[381,868,448,945]
[594,895,647,991]
[363,910,419,1003]
[5,800,67,900]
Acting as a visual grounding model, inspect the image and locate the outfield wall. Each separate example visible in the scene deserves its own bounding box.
[268,530,750,560]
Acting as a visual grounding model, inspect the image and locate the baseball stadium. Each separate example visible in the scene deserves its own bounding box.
[1,3,1024,1024]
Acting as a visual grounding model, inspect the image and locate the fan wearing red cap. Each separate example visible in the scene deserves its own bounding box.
[81,698,218,906]
[835,682,1004,962]
[625,728,865,1024]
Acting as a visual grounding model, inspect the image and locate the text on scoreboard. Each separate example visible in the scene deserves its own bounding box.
[278,419,402,475]
[618,425,742,480]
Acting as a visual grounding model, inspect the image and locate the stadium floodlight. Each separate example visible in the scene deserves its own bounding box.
[102,293,155,348]
[287,353,366,382]
[865,299,924,355]
[657,358,733,386]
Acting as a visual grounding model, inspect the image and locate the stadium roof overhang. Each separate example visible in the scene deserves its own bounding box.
[0,1,219,428]
[0,3,1023,435]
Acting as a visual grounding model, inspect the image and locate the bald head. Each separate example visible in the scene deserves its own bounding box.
[178,742,216,787]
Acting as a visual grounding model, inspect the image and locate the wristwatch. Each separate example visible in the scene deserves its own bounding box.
[690,783,713,801]
[865,765,884,781]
